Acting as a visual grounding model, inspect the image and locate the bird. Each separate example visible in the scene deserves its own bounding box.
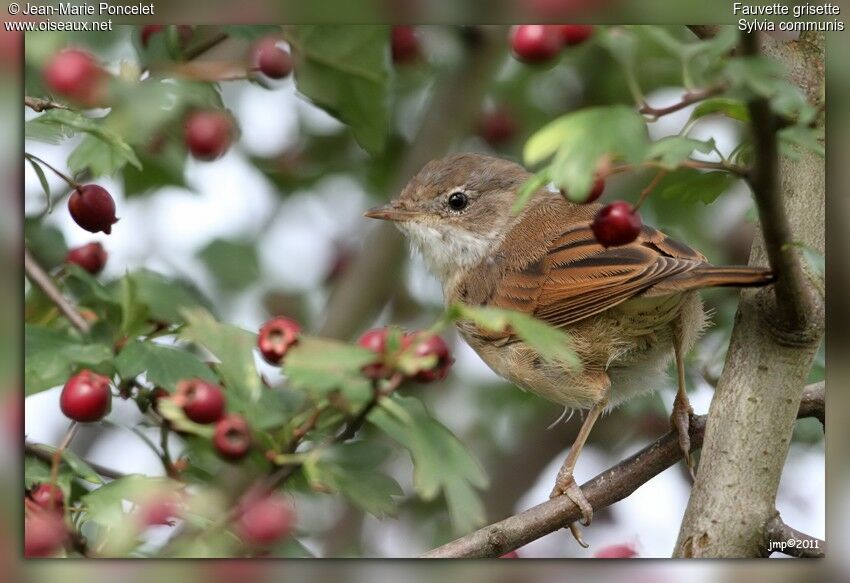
[365,153,774,544]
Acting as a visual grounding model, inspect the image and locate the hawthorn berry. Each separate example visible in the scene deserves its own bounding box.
[183,110,234,161]
[573,177,606,203]
[557,24,594,46]
[43,48,106,107]
[24,511,67,558]
[593,543,638,558]
[29,484,64,513]
[175,379,225,424]
[251,37,293,79]
[476,106,519,147]
[236,492,296,546]
[60,369,112,423]
[391,26,421,64]
[68,184,118,235]
[257,316,301,365]
[357,328,392,379]
[140,25,194,49]
[591,201,642,247]
[213,414,252,461]
[404,332,453,383]
[138,492,182,526]
[65,242,107,274]
[510,25,562,64]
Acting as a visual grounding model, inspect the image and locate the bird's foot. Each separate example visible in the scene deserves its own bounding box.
[550,473,592,548]
[670,393,695,481]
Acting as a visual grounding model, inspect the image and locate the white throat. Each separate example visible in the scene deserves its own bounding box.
[397,221,499,286]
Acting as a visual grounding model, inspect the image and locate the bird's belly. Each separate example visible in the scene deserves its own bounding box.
[457,292,705,410]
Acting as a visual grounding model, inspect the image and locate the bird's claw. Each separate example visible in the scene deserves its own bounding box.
[670,394,695,481]
[550,474,593,546]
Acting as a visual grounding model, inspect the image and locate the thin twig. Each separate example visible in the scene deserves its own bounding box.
[634,169,667,211]
[25,96,68,112]
[26,441,126,480]
[50,422,79,505]
[25,153,79,189]
[740,32,818,336]
[639,86,726,121]
[183,31,229,61]
[24,247,91,333]
[761,513,825,558]
[421,392,822,558]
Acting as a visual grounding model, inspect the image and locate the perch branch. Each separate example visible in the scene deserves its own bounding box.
[421,389,822,558]
[25,96,68,112]
[761,513,825,558]
[639,85,725,120]
[24,247,91,334]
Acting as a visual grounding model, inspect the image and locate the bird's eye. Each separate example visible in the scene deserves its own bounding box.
[447,191,469,211]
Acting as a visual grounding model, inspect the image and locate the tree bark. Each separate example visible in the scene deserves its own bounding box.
[673,32,825,558]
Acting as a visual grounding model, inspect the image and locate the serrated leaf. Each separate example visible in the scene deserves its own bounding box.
[370,395,487,533]
[25,324,113,394]
[289,25,390,155]
[179,309,263,401]
[689,97,749,123]
[114,339,217,392]
[25,108,85,144]
[304,441,402,517]
[282,336,374,400]
[524,106,648,200]
[68,133,142,178]
[656,168,736,204]
[646,136,716,169]
[452,304,579,368]
[116,269,211,325]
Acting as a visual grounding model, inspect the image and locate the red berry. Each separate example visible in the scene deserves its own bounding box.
[236,492,296,546]
[391,26,421,64]
[593,543,638,558]
[585,178,605,203]
[65,242,107,274]
[404,332,453,383]
[591,201,642,247]
[510,25,562,64]
[29,484,64,513]
[557,24,594,46]
[251,37,293,79]
[357,328,391,379]
[25,511,67,558]
[476,106,519,147]
[500,550,519,558]
[184,110,234,161]
[175,379,225,424]
[43,48,105,107]
[140,25,193,49]
[257,317,301,365]
[138,493,182,526]
[213,414,252,461]
[67,184,118,235]
[60,370,112,422]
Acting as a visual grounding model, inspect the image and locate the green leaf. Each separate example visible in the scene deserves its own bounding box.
[114,339,217,392]
[656,168,737,205]
[24,219,67,270]
[25,456,74,497]
[122,148,187,197]
[27,157,51,208]
[371,395,488,533]
[179,309,263,401]
[26,443,103,484]
[289,25,390,155]
[510,169,551,214]
[25,324,113,394]
[25,108,85,144]
[304,442,402,517]
[779,125,825,158]
[646,136,716,170]
[689,97,750,123]
[197,239,261,292]
[524,106,648,200]
[68,133,142,178]
[118,276,151,337]
[118,269,211,324]
[157,398,215,438]
[452,304,579,368]
[223,25,282,40]
[282,336,375,401]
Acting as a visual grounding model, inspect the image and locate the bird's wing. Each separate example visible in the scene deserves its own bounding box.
[491,222,708,329]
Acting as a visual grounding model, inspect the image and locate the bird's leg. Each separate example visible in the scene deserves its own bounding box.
[670,329,695,480]
[550,374,609,547]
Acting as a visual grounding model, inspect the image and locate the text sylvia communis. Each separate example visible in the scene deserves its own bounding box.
[365,153,774,544]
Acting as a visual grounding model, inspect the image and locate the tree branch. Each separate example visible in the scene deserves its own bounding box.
[422,390,822,558]
[639,86,725,121]
[25,96,68,112]
[761,513,825,558]
[24,247,91,333]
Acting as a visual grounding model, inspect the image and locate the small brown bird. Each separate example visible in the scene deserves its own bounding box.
[365,153,773,544]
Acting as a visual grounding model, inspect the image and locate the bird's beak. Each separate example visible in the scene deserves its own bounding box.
[364,204,422,222]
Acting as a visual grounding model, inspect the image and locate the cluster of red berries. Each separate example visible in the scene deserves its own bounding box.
[510,24,594,64]
[357,328,453,383]
[169,379,253,461]
[25,483,67,557]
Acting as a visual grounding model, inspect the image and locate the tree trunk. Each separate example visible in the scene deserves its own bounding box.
[673,32,825,558]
